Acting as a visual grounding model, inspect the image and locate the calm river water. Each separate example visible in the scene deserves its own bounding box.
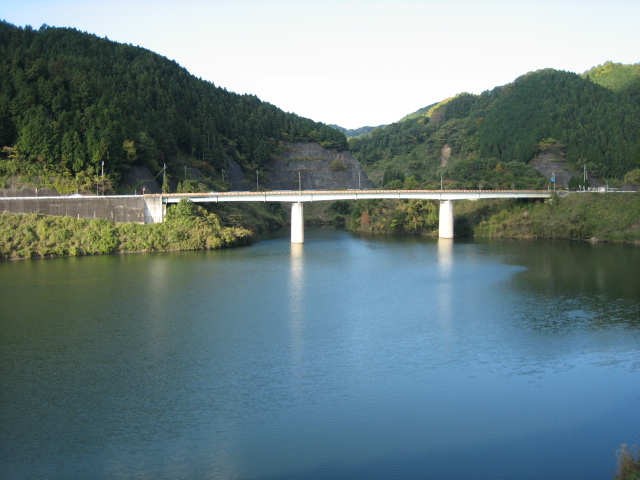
[1,229,639,479]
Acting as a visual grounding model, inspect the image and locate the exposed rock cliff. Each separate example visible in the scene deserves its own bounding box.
[529,153,574,188]
[227,142,374,191]
[3,143,373,196]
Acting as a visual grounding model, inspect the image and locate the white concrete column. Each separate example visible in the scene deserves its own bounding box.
[143,196,165,224]
[291,202,304,243]
[439,200,454,239]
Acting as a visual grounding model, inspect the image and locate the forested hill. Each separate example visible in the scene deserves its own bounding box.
[329,124,386,138]
[0,21,347,192]
[349,63,640,189]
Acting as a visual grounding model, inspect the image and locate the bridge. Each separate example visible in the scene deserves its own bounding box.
[155,189,552,243]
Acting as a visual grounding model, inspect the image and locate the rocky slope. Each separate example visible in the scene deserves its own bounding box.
[3,143,374,196]
[228,142,374,191]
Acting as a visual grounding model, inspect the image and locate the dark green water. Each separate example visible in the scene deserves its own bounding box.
[1,229,639,479]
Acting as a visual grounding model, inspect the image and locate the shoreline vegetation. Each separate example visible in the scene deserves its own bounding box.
[1,193,638,260]
[616,445,640,480]
[339,192,639,244]
[0,200,253,260]
[457,192,639,243]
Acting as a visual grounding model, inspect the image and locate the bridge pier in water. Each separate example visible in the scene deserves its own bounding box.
[439,200,454,239]
[288,200,454,243]
[289,200,455,243]
[291,202,304,243]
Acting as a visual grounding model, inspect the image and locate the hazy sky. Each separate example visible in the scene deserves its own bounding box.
[2,0,639,129]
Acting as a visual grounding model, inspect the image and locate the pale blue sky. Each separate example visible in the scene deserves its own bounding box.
[2,0,639,129]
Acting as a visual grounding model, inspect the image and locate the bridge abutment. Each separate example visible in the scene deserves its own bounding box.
[144,196,165,224]
[291,202,304,243]
[439,200,454,239]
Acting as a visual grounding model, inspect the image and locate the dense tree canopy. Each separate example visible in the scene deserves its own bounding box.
[350,65,640,188]
[0,21,347,191]
[1,19,638,193]
[477,68,640,178]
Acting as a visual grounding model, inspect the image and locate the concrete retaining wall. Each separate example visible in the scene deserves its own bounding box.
[0,187,60,197]
[0,195,161,224]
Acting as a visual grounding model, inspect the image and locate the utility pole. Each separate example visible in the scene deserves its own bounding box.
[441,172,443,190]
[298,171,301,192]
[101,161,104,196]
[584,164,587,183]
[256,170,259,190]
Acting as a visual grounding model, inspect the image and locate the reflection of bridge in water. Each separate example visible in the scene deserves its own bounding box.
[155,189,553,243]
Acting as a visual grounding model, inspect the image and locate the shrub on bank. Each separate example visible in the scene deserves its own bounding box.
[348,199,439,235]
[455,193,640,242]
[0,200,252,260]
[616,445,640,480]
[328,193,639,243]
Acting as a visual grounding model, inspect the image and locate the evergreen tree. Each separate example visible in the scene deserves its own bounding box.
[0,21,348,191]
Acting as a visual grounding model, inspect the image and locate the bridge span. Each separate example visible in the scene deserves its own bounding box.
[156,189,552,243]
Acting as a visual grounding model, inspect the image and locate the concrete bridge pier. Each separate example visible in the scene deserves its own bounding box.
[439,200,454,239]
[291,202,304,243]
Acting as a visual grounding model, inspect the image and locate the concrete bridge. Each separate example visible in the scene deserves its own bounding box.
[155,189,552,242]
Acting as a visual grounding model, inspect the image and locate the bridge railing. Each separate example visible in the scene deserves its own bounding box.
[157,189,553,204]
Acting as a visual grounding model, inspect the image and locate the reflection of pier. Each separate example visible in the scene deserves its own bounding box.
[288,243,305,369]
[437,238,454,336]
[156,189,553,242]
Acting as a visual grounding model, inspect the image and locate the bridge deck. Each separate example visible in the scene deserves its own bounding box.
[158,189,552,204]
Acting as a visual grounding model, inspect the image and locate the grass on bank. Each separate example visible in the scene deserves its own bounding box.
[0,199,253,260]
[2,192,638,259]
[455,192,640,242]
[616,445,640,480]
[334,192,639,243]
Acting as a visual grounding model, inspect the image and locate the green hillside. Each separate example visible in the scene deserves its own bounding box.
[0,21,347,193]
[583,61,640,93]
[1,19,638,195]
[329,124,386,138]
[350,65,640,189]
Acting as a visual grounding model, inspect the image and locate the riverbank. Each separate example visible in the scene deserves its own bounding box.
[2,193,638,260]
[338,193,639,243]
[0,200,253,260]
[616,445,640,480]
[455,192,640,243]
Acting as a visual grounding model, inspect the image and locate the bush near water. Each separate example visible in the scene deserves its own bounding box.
[456,192,640,242]
[0,199,252,260]
[616,445,640,480]
[328,193,640,243]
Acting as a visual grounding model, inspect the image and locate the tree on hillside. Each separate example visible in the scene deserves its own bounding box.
[350,67,640,187]
[0,21,348,191]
